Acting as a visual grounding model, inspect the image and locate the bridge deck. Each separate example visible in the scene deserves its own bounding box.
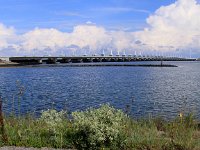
[9,56,196,64]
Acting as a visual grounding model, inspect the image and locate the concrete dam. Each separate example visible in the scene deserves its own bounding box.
[9,55,196,65]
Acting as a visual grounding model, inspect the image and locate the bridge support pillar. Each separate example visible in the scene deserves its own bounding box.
[45,58,57,64]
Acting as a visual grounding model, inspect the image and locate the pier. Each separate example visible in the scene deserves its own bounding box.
[9,55,196,65]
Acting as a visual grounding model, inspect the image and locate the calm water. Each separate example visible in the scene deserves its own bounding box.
[0,61,200,119]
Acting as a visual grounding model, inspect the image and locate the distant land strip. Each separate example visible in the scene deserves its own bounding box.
[0,63,178,68]
[49,64,178,67]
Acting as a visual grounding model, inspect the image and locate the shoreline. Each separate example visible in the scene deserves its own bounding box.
[0,63,178,68]
[0,104,199,150]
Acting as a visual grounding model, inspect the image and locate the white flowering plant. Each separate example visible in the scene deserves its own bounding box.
[72,104,128,149]
[39,109,66,133]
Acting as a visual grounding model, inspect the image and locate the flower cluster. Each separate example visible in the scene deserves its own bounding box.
[72,104,128,147]
[40,109,66,132]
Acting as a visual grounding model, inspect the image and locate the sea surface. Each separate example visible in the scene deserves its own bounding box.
[0,61,200,119]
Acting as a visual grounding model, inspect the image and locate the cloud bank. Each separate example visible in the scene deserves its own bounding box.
[0,23,16,48]
[0,0,200,57]
[135,0,200,54]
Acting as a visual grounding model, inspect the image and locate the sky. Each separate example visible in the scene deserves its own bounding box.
[0,0,200,57]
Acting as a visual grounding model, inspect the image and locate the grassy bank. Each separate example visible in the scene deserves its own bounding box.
[1,104,200,150]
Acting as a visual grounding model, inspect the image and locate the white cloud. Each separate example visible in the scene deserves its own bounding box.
[134,0,200,54]
[111,31,134,51]
[1,0,200,57]
[21,28,68,52]
[68,25,111,50]
[91,7,150,14]
[0,23,16,48]
[55,11,88,18]
[18,24,133,55]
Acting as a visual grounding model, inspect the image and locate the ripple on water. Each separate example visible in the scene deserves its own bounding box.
[0,61,200,119]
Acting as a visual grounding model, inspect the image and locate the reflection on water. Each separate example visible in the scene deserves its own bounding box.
[0,61,200,119]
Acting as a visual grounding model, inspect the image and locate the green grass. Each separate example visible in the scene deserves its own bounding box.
[2,115,74,149]
[1,105,200,150]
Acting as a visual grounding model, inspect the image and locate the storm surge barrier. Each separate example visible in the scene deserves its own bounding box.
[9,55,196,65]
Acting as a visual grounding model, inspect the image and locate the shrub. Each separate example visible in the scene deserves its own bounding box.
[72,104,128,149]
[39,109,66,133]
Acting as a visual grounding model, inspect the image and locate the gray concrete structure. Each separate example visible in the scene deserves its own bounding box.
[9,56,196,64]
[0,57,9,61]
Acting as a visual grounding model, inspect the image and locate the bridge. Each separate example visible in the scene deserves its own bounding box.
[9,55,196,64]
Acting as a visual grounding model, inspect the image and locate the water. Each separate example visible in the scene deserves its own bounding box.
[0,61,200,119]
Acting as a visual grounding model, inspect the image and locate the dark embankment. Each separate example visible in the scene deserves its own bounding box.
[0,62,22,68]
[0,63,178,68]
[59,63,178,67]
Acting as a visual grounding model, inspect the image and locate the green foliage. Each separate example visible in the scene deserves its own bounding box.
[39,109,66,133]
[122,118,167,150]
[0,106,200,150]
[72,104,128,149]
[164,115,197,150]
[2,112,73,149]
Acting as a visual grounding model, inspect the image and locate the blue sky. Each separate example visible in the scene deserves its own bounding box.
[0,0,175,33]
[1,0,200,57]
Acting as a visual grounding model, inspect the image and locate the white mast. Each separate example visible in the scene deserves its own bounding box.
[117,50,120,56]
[110,49,113,56]
[123,50,126,56]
